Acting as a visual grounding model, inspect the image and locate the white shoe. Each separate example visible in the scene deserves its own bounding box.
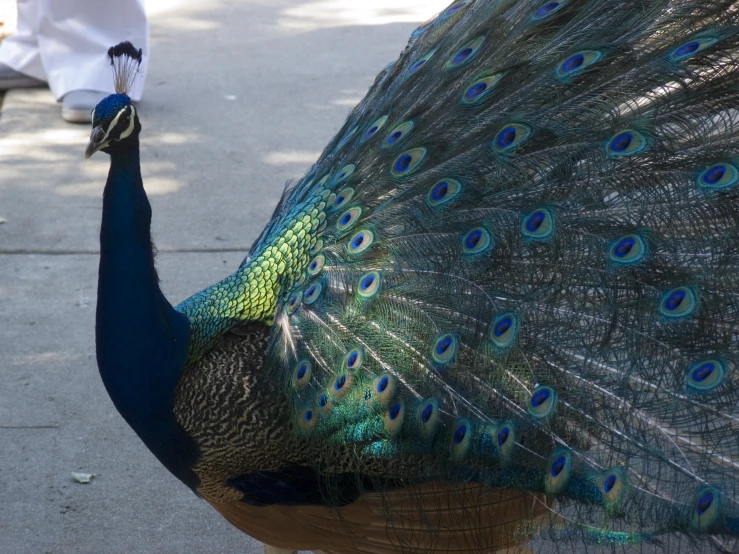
[0,62,46,90]
[61,90,109,123]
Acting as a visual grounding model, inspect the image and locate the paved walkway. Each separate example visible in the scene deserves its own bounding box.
[0,1,447,552]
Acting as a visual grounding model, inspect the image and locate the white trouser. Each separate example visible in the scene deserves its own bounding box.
[0,0,148,100]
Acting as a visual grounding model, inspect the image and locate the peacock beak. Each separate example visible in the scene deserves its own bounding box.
[85,126,109,159]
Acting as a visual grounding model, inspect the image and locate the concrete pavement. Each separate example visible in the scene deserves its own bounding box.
[0,1,448,552]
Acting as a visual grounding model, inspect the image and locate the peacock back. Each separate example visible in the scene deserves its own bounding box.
[173,0,739,551]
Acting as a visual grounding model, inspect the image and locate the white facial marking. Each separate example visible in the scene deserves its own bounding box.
[104,108,125,141]
[119,105,136,140]
[100,105,134,144]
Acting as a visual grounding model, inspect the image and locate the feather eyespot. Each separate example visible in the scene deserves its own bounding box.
[330,372,355,401]
[528,385,557,419]
[659,286,697,319]
[545,450,573,495]
[670,36,719,62]
[493,124,531,152]
[454,423,467,444]
[463,73,503,104]
[357,271,382,299]
[389,402,401,419]
[551,456,566,476]
[603,473,617,493]
[598,468,627,511]
[286,291,302,315]
[609,234,647,265]
[335,126,357,152]
[533,1,564,19]
[407,50,436,75]
[441,0,471,18]
[687,359,726,392]
[431,333,458,365]
[692,487,720,530]
[303,282,323,305]
[420,404,432,422]
[522,209,554,240]
[348,230,374,255]
[561,55,582,72]
[342,348,364,371]
[490,312,519,350]
[497,425,510,446]
[307,254,325,276]
[337,207,362,232]
[426,178,462,207]
[362,115,388,142]
[413,399,440,439]
[462,227,492,255]
[697,163,739,191]
[332,187,355,210]
[297,406,318,432]
[454,48,473,64]
[309,239,324,255]
[450,418,473,461]
[317,392,335,414]
[556,50,602,77]
[481,423,516,462]
[293,359,312,390]
[674,42,700,58]
[391,148,427,177]
[388,402,402,419]
[447,37,484,69]
[370,373,397,408]
[488,422,516,461]
[606,129,647,157]
[332,164,355,186]
[384,400,405,435]
[384,121,414,146]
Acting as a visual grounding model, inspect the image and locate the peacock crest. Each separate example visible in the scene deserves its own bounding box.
[106,41,142,95]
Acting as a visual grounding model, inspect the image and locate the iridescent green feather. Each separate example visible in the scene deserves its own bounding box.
[178,0,739,550]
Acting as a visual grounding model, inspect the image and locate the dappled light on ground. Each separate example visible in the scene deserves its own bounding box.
[0,0,445,254]
[57,169,182,197]
[279,0,451,30]
[0,90,193,197]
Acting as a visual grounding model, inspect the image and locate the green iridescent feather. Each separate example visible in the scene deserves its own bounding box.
[172,0,739,550]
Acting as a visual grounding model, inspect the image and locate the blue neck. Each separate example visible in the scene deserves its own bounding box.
[96,138,198,488]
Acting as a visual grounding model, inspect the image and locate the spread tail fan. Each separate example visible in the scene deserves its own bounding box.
[246,0,739,550]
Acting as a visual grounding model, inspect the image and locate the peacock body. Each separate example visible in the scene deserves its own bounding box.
[89,0,739,551]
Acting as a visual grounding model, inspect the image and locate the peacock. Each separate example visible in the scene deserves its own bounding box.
[87,0,739,550]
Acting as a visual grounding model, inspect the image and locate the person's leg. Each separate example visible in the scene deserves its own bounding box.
[37,0,148,121]
[0,0,48,88]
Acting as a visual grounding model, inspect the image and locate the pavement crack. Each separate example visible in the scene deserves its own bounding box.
[0,425,59,429]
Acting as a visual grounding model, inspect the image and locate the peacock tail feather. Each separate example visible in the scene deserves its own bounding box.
[172,0,739,550]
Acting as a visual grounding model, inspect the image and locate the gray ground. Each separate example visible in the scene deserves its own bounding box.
[0,1,446,552]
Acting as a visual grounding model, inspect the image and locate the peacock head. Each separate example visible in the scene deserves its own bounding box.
[85,94,140,158]
[85,41,143,159]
